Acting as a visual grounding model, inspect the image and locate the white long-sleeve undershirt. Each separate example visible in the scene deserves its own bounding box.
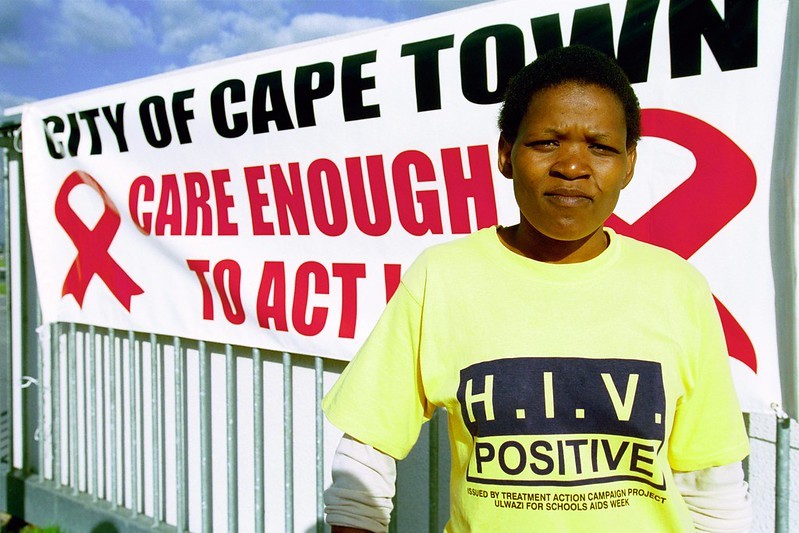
[673,463,752,532]
[324,434,396,533]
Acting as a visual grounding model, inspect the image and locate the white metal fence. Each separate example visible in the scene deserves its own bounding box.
[3,320,449,532]
[37,323,343,532]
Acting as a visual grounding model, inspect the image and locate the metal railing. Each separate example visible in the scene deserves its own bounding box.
[35,323,347,531]
[4,320,449,531]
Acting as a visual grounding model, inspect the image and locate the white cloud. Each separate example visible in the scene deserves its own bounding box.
[156,0,284,56]
[55,0,153,50]
[184,12,388,65]
[150,0,388,66]
[156,2,232,55]
[405,0,494,13]
[381,0,493,20]
[0,91,36,117]
[0,40,31,66]
[271,13,387,47]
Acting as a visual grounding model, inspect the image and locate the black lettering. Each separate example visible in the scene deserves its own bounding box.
[601,439,630,470]
[139,96,172,148]
[342,51,380,121]
[211,79,248,139]
[629,442,655,477]
[78,108,102,155]
[460,25,525,105]
[617,0,659,83]
[530,14,563,56]
[294,62,335,128]
[102,103,128,153]
[590,438,599,472]
[529,440,554,475]
[172,89,195,144]
[400,35,455,112]
[67,112,80,156]
[569,4,616,59]
[557,439,566,475]
[498,440,526,475]
[475,442,495,474]
[565,439,588,475]
[669,0,758,78]
[531,2,659,84]
[43,116,65,159]
[253,71,295,133]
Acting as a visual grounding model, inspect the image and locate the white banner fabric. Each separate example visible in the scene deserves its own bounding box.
[20,0,788,413]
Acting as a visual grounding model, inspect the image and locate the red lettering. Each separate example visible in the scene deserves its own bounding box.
[256,261,288,331]
[244,165,275,235]
[184,171,212,235]
[442,145,497,233]
[384,264,402,302]
[213,259,245,324]
[254,261,370,338]
[332,263,366,338]
[271,163,310,235]
[392,150,443,236]
[308,159,348,236]
[130,172,241,236]
[293,262,329,336]
[345,155,391,236]
[129,175,154,234]
[155,174,182,235]
[186,259,213,319]
[132,146,501,239]
[211,169,238,236]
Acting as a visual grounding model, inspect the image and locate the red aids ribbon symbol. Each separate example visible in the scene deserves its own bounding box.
[55,170,144,311]
[606,109,758,372]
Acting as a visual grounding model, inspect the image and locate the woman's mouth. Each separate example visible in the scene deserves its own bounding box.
[545,188,592,206]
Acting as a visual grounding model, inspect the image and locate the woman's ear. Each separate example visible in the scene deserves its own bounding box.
[622,143,637,189]
[498,135,514,179]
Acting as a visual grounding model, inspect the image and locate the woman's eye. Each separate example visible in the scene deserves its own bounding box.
[529,140,558,148]
[590,144,619,154]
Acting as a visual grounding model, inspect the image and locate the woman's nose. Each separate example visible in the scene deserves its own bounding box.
[551,147,590,180]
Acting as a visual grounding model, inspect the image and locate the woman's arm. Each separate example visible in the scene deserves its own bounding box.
[324,434,397,533]
[673,461,751,532]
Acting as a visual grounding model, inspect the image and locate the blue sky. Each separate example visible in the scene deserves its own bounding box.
[0,0,492,118]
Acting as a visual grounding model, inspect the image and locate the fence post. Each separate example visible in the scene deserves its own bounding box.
[0,124,15,515]
[0,123,41,515]
[775,414,792,533]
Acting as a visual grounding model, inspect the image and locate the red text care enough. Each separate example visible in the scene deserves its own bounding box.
[128,145,498,237]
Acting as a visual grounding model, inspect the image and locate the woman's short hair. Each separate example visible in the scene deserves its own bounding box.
[498,44,641,147]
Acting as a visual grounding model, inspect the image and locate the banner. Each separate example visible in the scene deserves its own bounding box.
[19,0,788,413]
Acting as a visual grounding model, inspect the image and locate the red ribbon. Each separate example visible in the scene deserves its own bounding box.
[606,109,758,372]
[55,171,144,311]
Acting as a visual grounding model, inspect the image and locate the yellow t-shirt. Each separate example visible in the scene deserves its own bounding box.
[323,227,749,532]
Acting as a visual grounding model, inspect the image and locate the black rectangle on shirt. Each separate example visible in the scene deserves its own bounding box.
[457,357,665,442]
